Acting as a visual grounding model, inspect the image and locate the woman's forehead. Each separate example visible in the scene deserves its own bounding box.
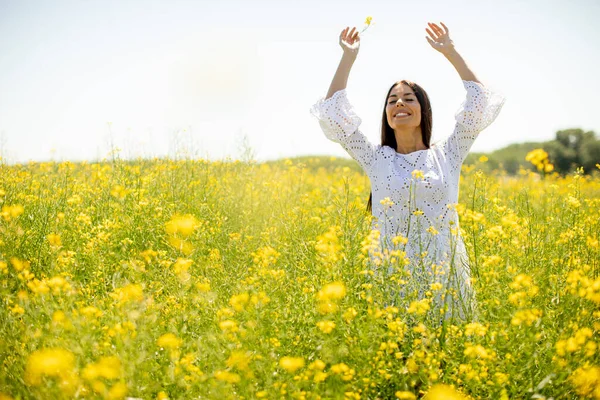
[389,83,415,97]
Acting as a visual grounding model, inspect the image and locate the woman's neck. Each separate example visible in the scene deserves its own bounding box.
[394,127,426,154]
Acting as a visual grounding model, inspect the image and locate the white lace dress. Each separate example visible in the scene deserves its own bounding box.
[310,80,506,323]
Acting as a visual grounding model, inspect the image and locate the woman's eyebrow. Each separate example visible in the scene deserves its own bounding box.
[388,93,415,98]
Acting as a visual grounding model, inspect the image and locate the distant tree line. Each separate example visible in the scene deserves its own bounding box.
[465,128,600,175]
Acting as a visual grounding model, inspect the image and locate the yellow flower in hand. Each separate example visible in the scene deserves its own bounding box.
[360,16,374,34]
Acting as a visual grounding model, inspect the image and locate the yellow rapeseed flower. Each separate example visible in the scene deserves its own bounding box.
[110,283,144,306]
[79,306,103,319]
[395,391,416,400]
[464,322,487,337]
[219,320,238,333]
[156,391,169,400]
[511,309,542,326]
[1,204,24,221]
[317,281,346,301]
[24,348,75,386]
[279,356,305,373]
[343,307,358,323]
[226,351,252,371]
[172,258,193,275]
[167,236,195,255]
[380,197,395,206]
[569,365,600,398]
[426,226,439,235]
[165,214,200,237]
[407,299,430,316]
[214,370,241,383]
[82,356,122,381]
[309,360,326,371]
[411,169,425,180]
[46,233,62,247]
[317,300,339,315]
[360,16,374,34]
[317,320,336,333]
[423,384,467,400]
[157,333,182,349]
[107,382,128,399]
[229,292,250,312]
[10,257,30,272]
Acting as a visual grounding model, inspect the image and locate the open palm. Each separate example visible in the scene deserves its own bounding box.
[425,22,455,55]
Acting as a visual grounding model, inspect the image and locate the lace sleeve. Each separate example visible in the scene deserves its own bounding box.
[310,89,378,175]
[442,80,506,166]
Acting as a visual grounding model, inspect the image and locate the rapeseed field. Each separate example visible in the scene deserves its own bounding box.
[1,156,599,399]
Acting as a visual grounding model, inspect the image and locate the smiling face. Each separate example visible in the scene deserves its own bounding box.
[386,83,422,129]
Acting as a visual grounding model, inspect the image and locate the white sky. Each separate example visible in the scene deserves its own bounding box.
[0,0,599,164]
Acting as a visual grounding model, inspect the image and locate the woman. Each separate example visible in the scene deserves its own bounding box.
[309,22,506,324]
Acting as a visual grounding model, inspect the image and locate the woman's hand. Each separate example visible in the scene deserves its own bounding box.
[339,27,360,59]
[425,22,456,55]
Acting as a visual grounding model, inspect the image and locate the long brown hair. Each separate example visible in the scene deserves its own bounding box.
[366,80,433,213]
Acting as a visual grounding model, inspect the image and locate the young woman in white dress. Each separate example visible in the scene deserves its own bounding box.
[310,22,506,324]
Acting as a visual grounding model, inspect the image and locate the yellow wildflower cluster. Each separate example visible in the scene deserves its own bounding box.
[27,275,73,296]
[172,258,193,282]
[317,320,336,334]
[555,327,596,358]
[360,16,374,35]
[251,246,280,269]
[508,273,539,307]
[316,281,346,314]
[165,214,200,255]
[464,343,496,361]
[24,348,76,387]
[82,356,122,388]
[331,363,355,381]
[279,356,305,373]
[109,283,144,307]
[79,306,103,319]
[464,322,488,337]
[566,269,600,304]
[46,233,62,248]
[343,307,358,323]
[380,197,394,207]
[360,228,382,267]
[157,333,182,349]
[411,169,425,180]
[229,291,270,312]
[525,148,554,173]
[315,226,343,267]
[511,308,543,326]
[395,390,416,399]
[1,204,24,221]
[569,364,600,398]
[407,298,431,316]
[423,384,467,399]
[110,185,130,200]
[175,352,204,382]
[214,370,241,383]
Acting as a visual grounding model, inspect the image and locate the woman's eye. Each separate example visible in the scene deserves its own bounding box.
[388,99,414,104]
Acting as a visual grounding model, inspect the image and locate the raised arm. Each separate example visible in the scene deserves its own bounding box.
[310,26,378,176]
[326,27,360,99]
[425,21,480,84]
[425,21,506,169]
